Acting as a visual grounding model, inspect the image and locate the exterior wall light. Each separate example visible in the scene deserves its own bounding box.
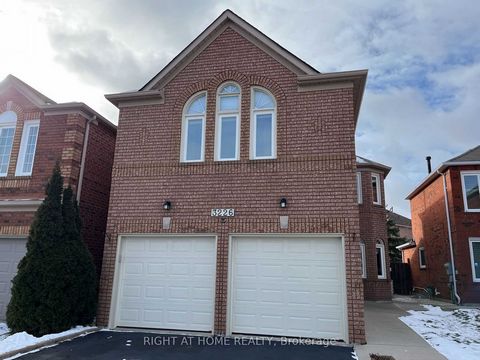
[163,201,172,210]
[280,198,287,208]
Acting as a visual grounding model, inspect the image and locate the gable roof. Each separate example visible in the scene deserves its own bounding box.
[356,155,391,177]
[387,210,411,227]
[406,145,480,200]
[0,74,116,130]
[140,9,319,91]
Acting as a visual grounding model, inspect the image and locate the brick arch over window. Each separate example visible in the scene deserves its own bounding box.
[0,101,27,176]
[0,101,25,118]
[172,70,287,161]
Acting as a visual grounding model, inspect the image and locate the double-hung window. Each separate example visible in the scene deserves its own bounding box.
[215,83,240,161]
[181,92,206,162]
[461,172,480,212]
[0,111,17,177]
[372,173,382,205]
[251,88,276,159]
[469,238,480,282]
[16,120,40,176]
[376,240,386,279]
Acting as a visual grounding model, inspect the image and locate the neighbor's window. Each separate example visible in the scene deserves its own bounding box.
[251,88,276,159]
[181,92,206,162]
[360,242,366,278]
[15,120,40,176]
[419,247,427,269]
[461,172,480,212]
[357,172,363,204]
[215,83,240,161]
[376,240,386,279]
[0,111,17,176]
[372,173,382,205]
[469,238,480,282]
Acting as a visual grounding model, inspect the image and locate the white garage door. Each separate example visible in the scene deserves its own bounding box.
[230,235,347,341]
[0,237,27,320]
[115,235,216,332]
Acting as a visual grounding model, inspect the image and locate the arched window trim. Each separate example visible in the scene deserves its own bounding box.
[215,82,241,161]
[181,92,207,163]
[376,240,387,279]
[250,87,277,160]
[0,111,17,177]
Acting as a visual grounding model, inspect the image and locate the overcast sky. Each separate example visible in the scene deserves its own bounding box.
[1,0,479,217]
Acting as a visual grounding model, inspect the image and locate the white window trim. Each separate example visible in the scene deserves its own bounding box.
[376,241,386,279]
[360,242,366,278]
[419,246,426,269]
[215,83,241,161]
[461,171,480,213]
[180,92,207,163]
[15,119,40,176]
[357,172,363,204]
[469,238,480,282]
[0,111,17,177]
[372,173,382,205]
[250,87,276,160]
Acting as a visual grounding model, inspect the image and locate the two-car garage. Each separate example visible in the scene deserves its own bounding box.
[112,234,348,341]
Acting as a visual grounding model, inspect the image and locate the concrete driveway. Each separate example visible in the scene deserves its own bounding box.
[16,331,354,360]
[355,301,447,360]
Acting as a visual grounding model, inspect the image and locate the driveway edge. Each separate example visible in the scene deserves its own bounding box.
[0,327,99,360]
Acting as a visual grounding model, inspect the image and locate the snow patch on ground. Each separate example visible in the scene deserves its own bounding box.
[0,323,96,356]
[400,305,480,360]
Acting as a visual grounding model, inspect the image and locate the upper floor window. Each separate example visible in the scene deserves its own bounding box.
[372,173,381,205]
[418,246,426,269]
[181,92,206,162]
[251,88,276,159]
[360,242,366,278]
[461,172,480,212]
[0,111,17,177]
[356,172,363,204]
[16,120,40,176]
[215,83,240,161]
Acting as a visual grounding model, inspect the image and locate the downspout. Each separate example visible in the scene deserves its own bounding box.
[76,116,93,202]
[437,169,461,304]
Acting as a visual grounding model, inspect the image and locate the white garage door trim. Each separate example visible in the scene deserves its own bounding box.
[109,234,217,333]
[227,234,348,342]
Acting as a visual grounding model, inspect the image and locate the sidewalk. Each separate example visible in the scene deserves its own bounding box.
[355,301,446,360]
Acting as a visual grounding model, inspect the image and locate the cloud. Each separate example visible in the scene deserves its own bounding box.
[18,0,480,216]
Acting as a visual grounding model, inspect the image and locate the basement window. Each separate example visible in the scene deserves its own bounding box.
[469,238,480,282]
[419,247,427,269]
[461,172,480,212]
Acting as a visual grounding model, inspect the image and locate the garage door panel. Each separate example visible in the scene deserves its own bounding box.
[230,236,347,341]
[116,236,215,331]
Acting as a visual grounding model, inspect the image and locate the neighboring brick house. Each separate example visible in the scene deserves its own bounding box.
[0,75,117,320]
[356,156,392,301]
[404,146,480,303]
[97,10,388,344]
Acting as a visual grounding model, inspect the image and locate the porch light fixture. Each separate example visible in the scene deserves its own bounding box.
[163,201,172,210]
[280,197,287,208]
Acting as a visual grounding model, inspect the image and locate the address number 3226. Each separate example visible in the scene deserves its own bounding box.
[211,208,235,217]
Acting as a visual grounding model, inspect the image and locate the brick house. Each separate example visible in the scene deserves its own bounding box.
[404,146,480,303]
[0,75,116,320]
[97,10,390,343]
[357,156,392,301]
[387,210,412,240]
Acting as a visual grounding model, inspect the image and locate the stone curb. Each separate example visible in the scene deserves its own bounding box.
[0,327,99,360]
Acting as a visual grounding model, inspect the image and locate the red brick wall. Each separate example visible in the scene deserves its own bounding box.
[0,86,116,277]
[78,121,116,275]
[358,169,391,300]
[407,166,480,303]
[98,27,366,343]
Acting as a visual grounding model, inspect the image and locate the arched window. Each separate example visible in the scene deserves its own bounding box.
[0,111,17,176]
[215,83,240,161]
[181,92,206,162]
[251,88,276,159]
[376,240,386,279]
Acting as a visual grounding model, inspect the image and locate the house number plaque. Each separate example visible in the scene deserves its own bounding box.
[211,208,235,217]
